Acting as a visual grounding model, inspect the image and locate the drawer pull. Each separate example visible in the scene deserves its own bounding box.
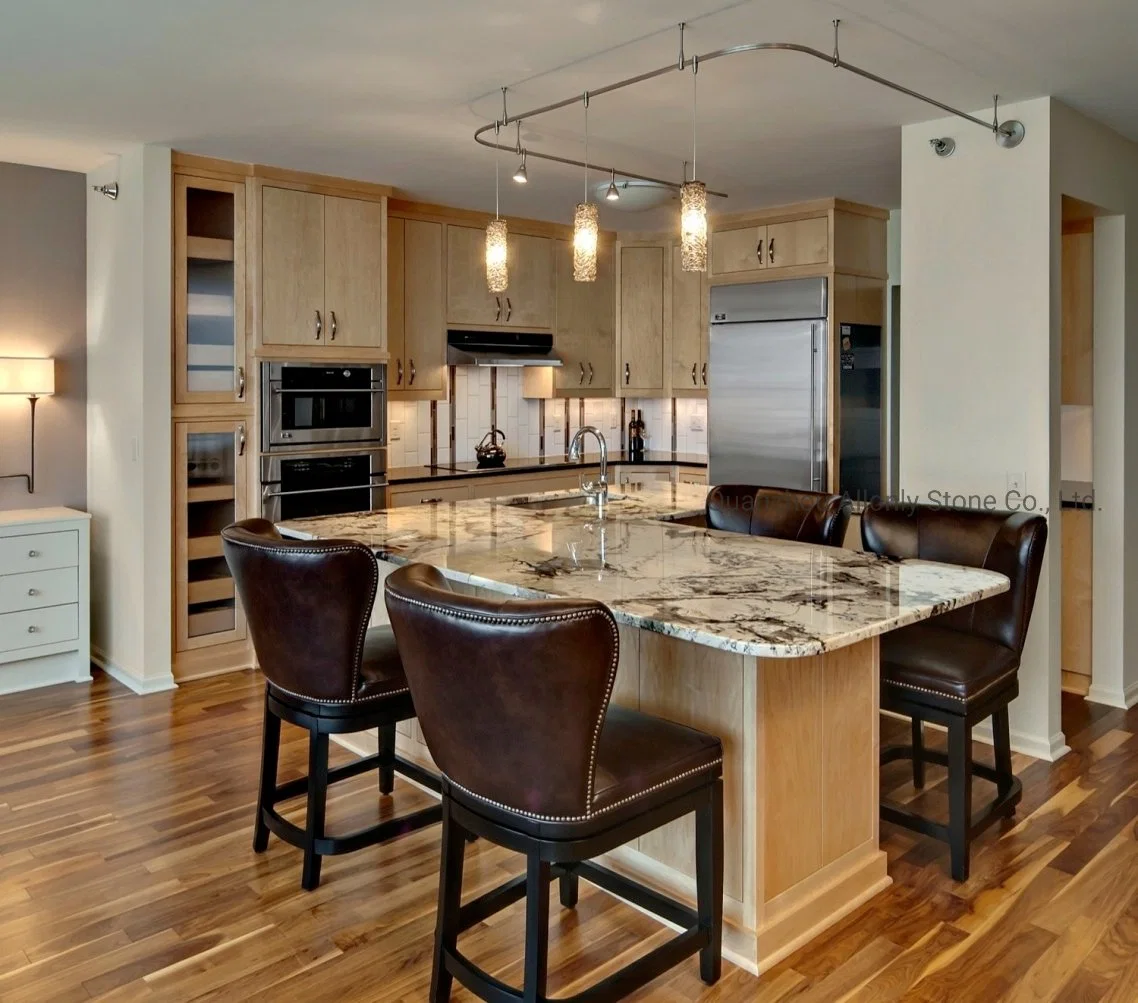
[27,625,38,634]
[27,588,39,597]
[420,497,444,504]
[28,550,39,558]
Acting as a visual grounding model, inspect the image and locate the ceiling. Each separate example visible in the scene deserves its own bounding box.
[1,0,1136,227]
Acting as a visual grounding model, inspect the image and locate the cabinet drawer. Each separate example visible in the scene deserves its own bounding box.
[388,483,474,507]
[0,531,78,575]
[0,568,79,614]
[0,604,79,654]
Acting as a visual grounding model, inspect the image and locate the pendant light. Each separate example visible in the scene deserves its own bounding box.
[573,91,598,282]
[605,168,620,201]
[512,121,528,183]
[485,119,508,293]
[680,56,707,272]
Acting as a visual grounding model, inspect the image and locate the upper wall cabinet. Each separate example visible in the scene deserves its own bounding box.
[174,175,247,409]
[387,217,447,399]
[670,244,708,397]
[260,186,386,353]
[552,237,614,396]
[446,225,553,330]
[710,215,829,279]
[617,242,667,396]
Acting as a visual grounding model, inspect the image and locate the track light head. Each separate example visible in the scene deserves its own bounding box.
[513,150,528,183]
[92,182,119,200]
[605,170,620,200]
[929,137,955,158]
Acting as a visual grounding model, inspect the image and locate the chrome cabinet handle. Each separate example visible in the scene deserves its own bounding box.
[421,497,444,504]
[587,362,594,385]
[495,296,502,322]
[27,588,39,596]
[691,362,698,386]
[27,550,39,558]
[702,362,707,385]
[624,362,630,385]
[329,310,337,341]
[236,366,246,400]
[27,625,38,634]
[409,359,416,386]
[237,423,246,456]
[396,358,403,385]
[314,310,322,339]
[757,239,763,265]
[768,237,775,264]
[579,362,586,385]
[505,297,512,322]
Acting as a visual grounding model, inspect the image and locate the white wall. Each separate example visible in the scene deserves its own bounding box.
[87,145,173,693]
[900,97,1063,759]
[1050,101,1138,710]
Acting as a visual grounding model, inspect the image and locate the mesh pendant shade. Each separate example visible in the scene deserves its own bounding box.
[680,180,708,272]
[485,218,508,293]
[573,202,599,282]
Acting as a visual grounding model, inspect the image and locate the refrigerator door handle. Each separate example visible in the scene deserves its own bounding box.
[809,323,818,490]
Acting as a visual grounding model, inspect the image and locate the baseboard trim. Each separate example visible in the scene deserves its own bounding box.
[92,649,177,695]
[1086,680,1138,710]
[882,710,1067,762]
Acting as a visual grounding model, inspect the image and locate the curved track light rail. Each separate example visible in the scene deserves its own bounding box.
[475,26,1025,197]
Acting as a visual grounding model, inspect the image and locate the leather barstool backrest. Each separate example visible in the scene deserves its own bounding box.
[384,562,619,819]
[861,505,1048,655]
[221,519,378,702]
[706,485,851,547]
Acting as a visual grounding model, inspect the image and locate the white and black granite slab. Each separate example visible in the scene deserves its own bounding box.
[280,482,1009,659]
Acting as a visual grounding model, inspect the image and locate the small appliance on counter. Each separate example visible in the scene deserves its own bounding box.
[475,428,507,468]
[628,409,646,462]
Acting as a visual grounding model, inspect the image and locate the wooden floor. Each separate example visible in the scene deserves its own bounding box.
[2,673,1138,1002]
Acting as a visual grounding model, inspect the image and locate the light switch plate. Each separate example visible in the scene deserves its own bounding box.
[1006,471,1026,494]
[390,421,403,442]
[690,413,705,432]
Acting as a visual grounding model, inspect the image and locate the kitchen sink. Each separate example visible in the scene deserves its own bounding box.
[505,494,598,512]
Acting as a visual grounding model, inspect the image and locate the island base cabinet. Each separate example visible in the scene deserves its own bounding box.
[352,599,890,977]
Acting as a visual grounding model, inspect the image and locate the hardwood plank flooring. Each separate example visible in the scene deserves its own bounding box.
[1,673,1136,1001]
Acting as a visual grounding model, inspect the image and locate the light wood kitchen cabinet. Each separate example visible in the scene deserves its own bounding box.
[670,244,708,395]
[387,217,446,398]
[173,175,248,410]
[552,237,614,396]
[833,274,886,327]
[710,216,829,278]
[617,243,666,395]
[710,225,765,275]
[446,224,553,330]
[260,186,386,351]
[1061,506,1093,691]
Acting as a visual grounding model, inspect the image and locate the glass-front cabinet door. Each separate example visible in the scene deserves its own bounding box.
[174,419,249,653]
[174,176,247,406]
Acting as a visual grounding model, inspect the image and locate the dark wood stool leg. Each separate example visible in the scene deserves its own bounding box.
[696,779,724,985]
[378,723,396,795]
[301,731,330,891]
[253,697,281,853]
[430,799,466,1003]
[558,867,579,908]
[523,854,551,1003]
[992,708,1015,799]
[947,717,973,882]
[911,716,926,790]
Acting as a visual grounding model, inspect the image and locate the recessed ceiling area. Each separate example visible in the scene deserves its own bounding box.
[1,0,1136,225]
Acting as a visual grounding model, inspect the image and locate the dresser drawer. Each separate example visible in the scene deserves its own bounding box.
[0,531,79,575]
[0,568,79,614]
[0,604,79,653]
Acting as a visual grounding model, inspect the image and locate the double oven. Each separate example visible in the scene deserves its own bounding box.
[260,361,387,522]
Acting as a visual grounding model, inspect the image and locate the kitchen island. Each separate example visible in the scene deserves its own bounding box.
[280,483,1008,975]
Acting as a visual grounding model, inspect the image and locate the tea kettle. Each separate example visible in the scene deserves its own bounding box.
[475,428,507,468]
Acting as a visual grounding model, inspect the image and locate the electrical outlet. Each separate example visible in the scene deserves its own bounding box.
[390,421,403,442]
[690,413,705,432]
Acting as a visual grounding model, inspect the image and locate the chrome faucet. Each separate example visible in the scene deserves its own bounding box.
[569,425,608,517]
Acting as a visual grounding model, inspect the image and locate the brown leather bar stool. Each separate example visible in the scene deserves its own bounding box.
[385,563,724,1003]
[861,504,1047,881]
[706,484,851,546]
[222,519,442,890]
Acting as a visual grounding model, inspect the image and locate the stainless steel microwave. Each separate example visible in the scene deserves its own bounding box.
[261,361,386,452]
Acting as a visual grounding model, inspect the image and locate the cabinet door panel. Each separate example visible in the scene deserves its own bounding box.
[324,196,385,349]
[387,216,406,382]
[505,234,553,328]
[671,245,706,392]
[403,220,446,392]
[553,238,614,393]
[619,245,665,394]
[766,217,829,269]
[710,225,765,275]
[261,187,325,346]
[447,224,500,326]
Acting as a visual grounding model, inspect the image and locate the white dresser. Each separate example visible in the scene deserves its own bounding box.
[0,507,91,695]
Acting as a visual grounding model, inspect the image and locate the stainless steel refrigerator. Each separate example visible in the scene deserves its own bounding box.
[708,276,883,497]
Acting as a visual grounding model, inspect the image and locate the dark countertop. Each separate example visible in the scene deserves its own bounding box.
[1061,480,1094,510]
[388,451,707,486]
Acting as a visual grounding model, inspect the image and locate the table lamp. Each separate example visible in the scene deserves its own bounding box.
[0,357,55,493]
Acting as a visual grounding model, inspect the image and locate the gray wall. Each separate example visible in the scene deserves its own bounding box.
[0,161,86,511]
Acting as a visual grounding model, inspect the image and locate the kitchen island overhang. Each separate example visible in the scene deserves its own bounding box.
[280,483,1009,975]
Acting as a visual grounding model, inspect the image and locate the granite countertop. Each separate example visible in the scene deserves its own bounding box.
[388,451,707,485]
[280,481,1008,660]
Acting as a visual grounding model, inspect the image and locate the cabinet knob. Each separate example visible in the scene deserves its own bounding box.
[505,297,513,322]
[768,237,775,263]
[27,588,39,597]
[329,310,338,341]
[27,550,39,558]
[236,366,246,400]
[757,240,763,265]
[624,363,630,386]
[579,362,586,386]
[408,359,416,386]
[494,296,502,323]
[587,362,594,385]
[702,362,707,385]
[27,625,38,634]
[314,310,323,339]
[396,358,403,386]
[691,362,698,386]
[237,424,247,457]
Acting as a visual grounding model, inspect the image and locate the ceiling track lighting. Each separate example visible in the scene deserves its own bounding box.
[512,120,528,183]
[929,137,956,158]
[474,19,1026,200]
[573,91,598,283]
[485,114,508,293]
[605,169,620,201]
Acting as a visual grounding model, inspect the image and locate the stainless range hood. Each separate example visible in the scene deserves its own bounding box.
[446,330,563,367]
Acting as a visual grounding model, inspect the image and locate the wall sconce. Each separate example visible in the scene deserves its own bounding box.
[0,358,55,494]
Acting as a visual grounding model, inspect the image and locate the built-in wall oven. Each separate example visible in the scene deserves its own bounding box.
[261,361,386,451]
[261,448,387,522]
